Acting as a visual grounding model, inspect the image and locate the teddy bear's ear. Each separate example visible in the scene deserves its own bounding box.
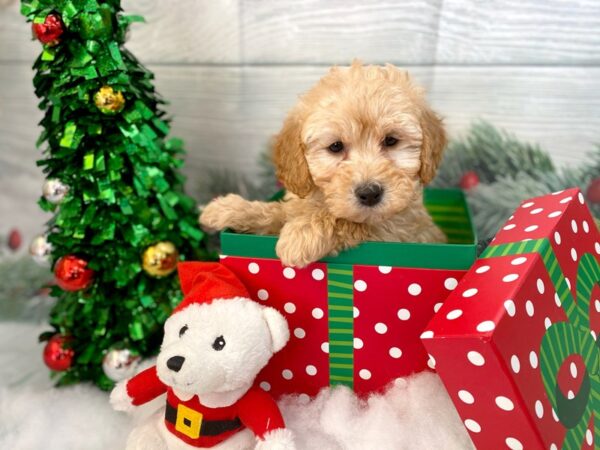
[262,307,290,353]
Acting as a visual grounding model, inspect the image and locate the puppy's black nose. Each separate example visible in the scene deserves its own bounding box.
[355,183,384,207]
[166,356,185,372]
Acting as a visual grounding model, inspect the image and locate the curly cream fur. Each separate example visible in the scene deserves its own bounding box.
[200,62,447,267]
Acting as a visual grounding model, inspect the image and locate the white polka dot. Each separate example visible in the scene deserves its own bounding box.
[555,292,562,307]
[530,207,543,214]
[427,354,436,369]
[525,225,539,232]
[570,362,578,378]
[586,429,593,445]
[593,330,598,341]
[359,369,371,380]
[294,328,306,339]
[503,224,516,230]
[282,369,293,380]
[550,444,558,450]
[535,400,544,418]
[321,342,329,353]
[447,309,463,320]
[378,265,392,274]
[298,393,310,404]
[475,265,490,274]
[464,419,481,433]
[284,302,296,314]
[548,211,562,218]
[463,288,478,298]
[503,273,519,282]
[259,381,271,391]
[571,219,578,233]
[511,355,521,373]
[248,262,260,274]
[397,308,411,320]
[458,390,475,404]
[511,257,528,265]
[444,277,458,290]
[552,407,559,422]
[595,299,600,313]
[420,330,434,339]
[311,268,325,281]
[596,242,600,254]
[505,437,523,450]
[477,320,495,332]
[568,390,575,399]
[257,289,269,301]
[522,201,535,208]
[571,248,578,261]
[583,220,590,233]
[375,322,388,334]
[408,283,422,296]
[526,300,535,317]
[353,338,363,349]
[560,196,572,204]
[219,254,228,259]
[389,347,402,358]
[283,267,296,279]
[434,302,443,313]
[552,190,564,195]
[504,299,516,317]
[353,306,360,318]
[467,351,485,366]
[554,231,562,245]
[312,308,324,319]
[495,396,514,411]
[537,278,545,294]
[354,280,367,292]
[306,365,317,376]
[530,351,538,368]
[544,317,552,329]
[566,277,572,290]
[578,192,585,204]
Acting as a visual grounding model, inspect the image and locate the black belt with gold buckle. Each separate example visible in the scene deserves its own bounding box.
[165,402,243,437]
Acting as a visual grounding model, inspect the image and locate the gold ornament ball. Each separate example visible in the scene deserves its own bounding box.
[142,241,179,277]
[94,86,125,114]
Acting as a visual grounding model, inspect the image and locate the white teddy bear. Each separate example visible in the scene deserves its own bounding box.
[110,262,296,450]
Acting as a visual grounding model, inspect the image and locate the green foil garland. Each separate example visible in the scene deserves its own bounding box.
[21,0,208,389]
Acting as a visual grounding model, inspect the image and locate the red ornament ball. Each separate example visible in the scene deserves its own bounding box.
[43,335,74,371]
[32,13,65,46]
[7,228,22,251]
[586,177,600,204]
[54,255,94,291]
[459,171,480,190]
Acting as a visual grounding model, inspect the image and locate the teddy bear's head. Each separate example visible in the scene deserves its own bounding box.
[156,263,289,397]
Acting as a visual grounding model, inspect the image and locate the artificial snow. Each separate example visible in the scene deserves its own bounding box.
[0,322,473,450]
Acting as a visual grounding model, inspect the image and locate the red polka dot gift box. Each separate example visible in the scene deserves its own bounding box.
[422,188,600,450]
[219,188,477,398]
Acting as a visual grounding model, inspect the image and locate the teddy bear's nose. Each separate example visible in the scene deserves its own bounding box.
[166,356,185,372]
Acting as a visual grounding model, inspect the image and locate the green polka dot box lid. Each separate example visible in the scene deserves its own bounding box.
[219,188,477,398]
[423,187,600,450]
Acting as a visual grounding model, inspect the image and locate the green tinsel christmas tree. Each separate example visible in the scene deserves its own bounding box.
[21,0,207,388]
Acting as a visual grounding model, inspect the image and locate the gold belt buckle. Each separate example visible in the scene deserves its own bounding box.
[175,404,203,439]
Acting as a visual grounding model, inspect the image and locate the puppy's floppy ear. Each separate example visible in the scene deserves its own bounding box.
[418,105,447,184]
[273,112,315,198]
[262,307,290,353]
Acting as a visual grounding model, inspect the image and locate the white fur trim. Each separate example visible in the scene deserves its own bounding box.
[255,428,296,450]
[262,307,290,353]
[110,380,136,413]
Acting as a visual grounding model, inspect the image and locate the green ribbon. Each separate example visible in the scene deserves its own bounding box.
[483,239,600,449]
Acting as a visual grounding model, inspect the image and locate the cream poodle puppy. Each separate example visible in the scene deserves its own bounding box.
[200,62,447,268]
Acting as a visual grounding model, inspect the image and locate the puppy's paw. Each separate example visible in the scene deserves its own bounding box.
[276,228,330,268]
[199,194,249,233]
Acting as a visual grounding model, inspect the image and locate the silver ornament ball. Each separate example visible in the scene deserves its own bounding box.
[102,348,141,382]
[29,234,53,265]
[42,179,69,204]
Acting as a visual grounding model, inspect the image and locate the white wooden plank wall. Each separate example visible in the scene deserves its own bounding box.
[0,0,599,241]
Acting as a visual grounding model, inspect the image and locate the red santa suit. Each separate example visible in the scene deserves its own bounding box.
[125,365,286,448]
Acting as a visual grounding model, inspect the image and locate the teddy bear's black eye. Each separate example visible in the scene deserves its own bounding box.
[179,325,188,337]
[328,141,344,153]
[383,136,399,147]
[212,336,226,351]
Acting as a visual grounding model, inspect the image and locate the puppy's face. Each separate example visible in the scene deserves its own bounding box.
[274,63,446,223]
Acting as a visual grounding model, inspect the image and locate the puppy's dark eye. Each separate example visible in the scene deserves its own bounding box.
[212,336,226,351]
[383,136,399,147]
[179,325,188,337]
[328,141,344,153]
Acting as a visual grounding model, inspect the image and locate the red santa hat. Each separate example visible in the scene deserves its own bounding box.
[172,262,250,315]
